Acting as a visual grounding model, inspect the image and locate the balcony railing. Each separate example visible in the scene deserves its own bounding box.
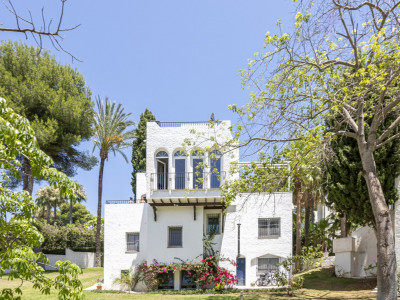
[157,121,210,127]
[150,172,226,191]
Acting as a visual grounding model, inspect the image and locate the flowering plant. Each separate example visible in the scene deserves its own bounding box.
[136,254,238,291]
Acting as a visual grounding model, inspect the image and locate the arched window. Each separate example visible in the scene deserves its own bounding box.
[156,151,168,158]
[155,151,168,190]
[174,150,186,189]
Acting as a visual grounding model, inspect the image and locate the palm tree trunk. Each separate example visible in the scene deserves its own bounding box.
[96,157,106,267]
[304,191,310,247]
[54,199,57,225]
[295,178,302,271]
[23,157,34,196]
[46,202,51,224]
[69,199,73,224]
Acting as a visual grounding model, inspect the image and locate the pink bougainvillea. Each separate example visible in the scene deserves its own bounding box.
[136,255,238,290]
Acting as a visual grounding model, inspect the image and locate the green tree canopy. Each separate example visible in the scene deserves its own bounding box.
[59,202,96,227]
[131,109,156,196]
[0,41,96,194]
[0,97,83,299]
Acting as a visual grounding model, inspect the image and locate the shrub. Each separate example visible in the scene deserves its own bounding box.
[38,221,100,252]
[136,255,238,291]
[113,268,143,291]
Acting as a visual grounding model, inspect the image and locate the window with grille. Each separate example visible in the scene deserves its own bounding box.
[168,227,182,247]
[258,218,280,238]
[258,258,279,271]
[207,214,220,234]
[126,233,139,252]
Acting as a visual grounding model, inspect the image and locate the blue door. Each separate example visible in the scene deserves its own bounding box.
[175,159,185,189]
[193,159,203,189]
[210,158,221,188]
[236,257,246,286]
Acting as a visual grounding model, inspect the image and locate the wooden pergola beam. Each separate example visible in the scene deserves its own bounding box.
[152,205,157,222]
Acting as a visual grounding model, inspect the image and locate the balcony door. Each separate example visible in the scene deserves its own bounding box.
[210,158,221,188]
[193,159,203,189]
[175,159,185,189]
[156,151,169,190]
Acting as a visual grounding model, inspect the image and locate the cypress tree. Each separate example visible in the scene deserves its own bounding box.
[324,113,400,228]
[131,109,156,197]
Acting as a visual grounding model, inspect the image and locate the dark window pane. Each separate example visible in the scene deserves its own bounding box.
[207,214,220,234]
[210,158,221,188]
[158,271,174,290]
[258,258,279,271]
[169,227,182,247]
[181,271,196,289]
[258,218,280,238]
[127,233,139,251]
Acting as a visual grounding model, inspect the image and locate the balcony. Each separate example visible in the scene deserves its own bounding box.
[150,172,226,191]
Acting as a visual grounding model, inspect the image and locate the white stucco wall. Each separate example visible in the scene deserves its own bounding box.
[146,121,238,198]
[333,226,377,277]
[136,172,146,200]
[44,248,95,270]
[104,192,293,290]
[220,192,293,285]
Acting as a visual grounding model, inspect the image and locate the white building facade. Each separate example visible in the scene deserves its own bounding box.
[103,121,293,290]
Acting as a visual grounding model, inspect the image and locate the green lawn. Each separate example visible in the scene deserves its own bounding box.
[0,267,377,299]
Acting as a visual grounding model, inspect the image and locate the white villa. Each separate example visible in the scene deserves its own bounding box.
[103,120,293,290]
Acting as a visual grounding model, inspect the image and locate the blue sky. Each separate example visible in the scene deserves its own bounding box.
[3,0,295,215]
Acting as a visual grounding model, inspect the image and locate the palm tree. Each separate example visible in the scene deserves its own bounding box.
[92,96,135,267]
[68,187,87,224]
[35,186,65,225]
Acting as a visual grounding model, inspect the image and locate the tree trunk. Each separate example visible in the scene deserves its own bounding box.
[304,191,310,246]
[340,213,347,238]
[310,194,315,224]
[295,178,302,271]
[359,147,397,299]
[54,199,57,225]
[96,157,106,267]
[22,157,34,196]
[69,199,73,224]
[46,202,51,224]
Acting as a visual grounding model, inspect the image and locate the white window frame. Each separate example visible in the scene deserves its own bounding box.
[126,232,140,252]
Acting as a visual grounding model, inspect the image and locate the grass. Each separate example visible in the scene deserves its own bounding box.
[0,267,377,299]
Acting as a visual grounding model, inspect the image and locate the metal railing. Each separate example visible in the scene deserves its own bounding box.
[106,200,139,204]
[150,172,226,191]
[157,121,210,127]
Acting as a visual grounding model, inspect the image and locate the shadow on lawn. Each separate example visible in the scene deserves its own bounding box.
[301,267,376,292]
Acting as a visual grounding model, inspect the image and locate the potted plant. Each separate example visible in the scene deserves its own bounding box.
[96,278,103,290]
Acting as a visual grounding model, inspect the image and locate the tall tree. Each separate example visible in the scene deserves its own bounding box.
[0,41,96,195]
[92,97,135,267]
[131,109,156,197]
[59,203,96,227]
[0,97,84,299]
[231,0,400,296]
